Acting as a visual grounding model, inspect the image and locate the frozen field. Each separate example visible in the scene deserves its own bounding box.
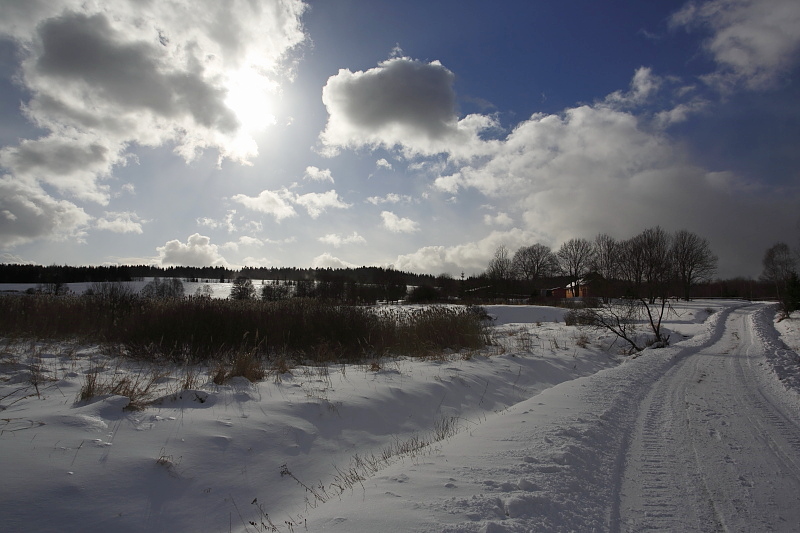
[1,300,798,532]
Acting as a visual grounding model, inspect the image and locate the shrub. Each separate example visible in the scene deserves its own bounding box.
[260,283,290,301]
[140,278,184,300]
[564,308,596,326]
[194,284,214,299]
[230,276,256,300]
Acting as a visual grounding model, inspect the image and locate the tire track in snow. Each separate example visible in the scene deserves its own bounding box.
[617,305,800,532]
[617,353,724,532]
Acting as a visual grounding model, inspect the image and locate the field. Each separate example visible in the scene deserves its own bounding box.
[1,294,798,532]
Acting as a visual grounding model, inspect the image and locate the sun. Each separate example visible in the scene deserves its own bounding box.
[224,67,279,133]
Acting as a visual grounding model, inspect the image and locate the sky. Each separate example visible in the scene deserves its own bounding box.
[0,0,799,278]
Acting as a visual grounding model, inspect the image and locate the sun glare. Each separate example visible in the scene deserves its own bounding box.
[225,67,279,133]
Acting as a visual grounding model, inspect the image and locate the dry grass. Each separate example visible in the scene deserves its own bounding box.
[0,295,491,365]
[77,362,168,410]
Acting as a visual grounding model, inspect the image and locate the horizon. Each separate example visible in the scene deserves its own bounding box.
[1,1,799,279]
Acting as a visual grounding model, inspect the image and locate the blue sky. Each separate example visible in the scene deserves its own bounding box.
[0,0,798,278]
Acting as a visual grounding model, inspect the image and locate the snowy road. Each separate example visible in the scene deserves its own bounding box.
[616,305,800,532]
[305,303,800,532]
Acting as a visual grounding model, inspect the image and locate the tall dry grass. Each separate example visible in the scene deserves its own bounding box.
[0,294,489,363]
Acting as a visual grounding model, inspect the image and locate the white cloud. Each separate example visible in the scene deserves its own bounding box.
[483,212,513,227]
[604,67,662,107]
[238,236,263,247]
[0,252,33,264]
[318,232,366,247]
[241,256,273,268]
[196,210,238,232]
[366,193,413,205]
[435,73,797,276]
[263,236,296,245]
[95,211,144,234]
[0,175,91,247]
[376,158,393,170]
[319,56,499,159]
[232,188,350,220]
[311,252,357,269]
[0,134,118,204]
[231,189,298,221]
[670,0,800,90]
[294,190,351,218]
[304,166,334,183]
[393,228,535,275]
[156,233,228,267]
[0,0,306,244]
[432,173,462,194]
[381,211,419,234]
[221,235,263,251]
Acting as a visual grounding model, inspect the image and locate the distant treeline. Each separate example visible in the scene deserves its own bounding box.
[0,263,775,301]
[0,263,439,286]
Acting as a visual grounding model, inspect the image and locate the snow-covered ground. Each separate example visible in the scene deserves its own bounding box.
[1,300,798,532]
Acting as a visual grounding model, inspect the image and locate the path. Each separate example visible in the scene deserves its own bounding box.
[615,305,800,532]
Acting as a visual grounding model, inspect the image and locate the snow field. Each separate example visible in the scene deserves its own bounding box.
[1,300,794,532]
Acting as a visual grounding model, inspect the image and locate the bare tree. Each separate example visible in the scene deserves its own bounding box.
[618,236,647,296]
[761,242,798,317]
[511,244,558,282]
[486,245,513,281]
[671,229,717,301]
[591,233,620,302]
[629,227,672,303]
[557,238,595,297]
[582,228,674,351]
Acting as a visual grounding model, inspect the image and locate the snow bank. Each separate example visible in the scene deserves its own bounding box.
[304,302,743,532]
[0,300,746,532]
[756,306,800,393]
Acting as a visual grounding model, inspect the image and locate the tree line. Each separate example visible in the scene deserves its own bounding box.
[482,227,718,302]
[0,263,434,287]
[479,226,798,308]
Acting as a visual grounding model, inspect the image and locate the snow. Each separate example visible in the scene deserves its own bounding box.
[1,300,799,532]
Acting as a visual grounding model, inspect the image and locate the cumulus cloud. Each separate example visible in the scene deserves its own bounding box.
[429,81,797,276]
[318,232,366,247]
[197,211,238,232]
[381,211,419,234]
[0,175,91,247]
[304,166,334,183]
[483,212,513,227]
[0,252,33,264]
[232,188,350,220]
[671,0,800,90]
[294,190,351,218]
[393,228,535,275]
[604,67,662,108]
[311,252,356,269]
[231,189,298,221]
[95,211,144,234]
[221,236,263,251]
[376,158,393,170]
[0,0,306,244]
[319,56,499,159]
[156,233,228,267]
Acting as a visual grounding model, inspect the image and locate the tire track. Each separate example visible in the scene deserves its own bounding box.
[617,353,723,532]
[616,304,800,532]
